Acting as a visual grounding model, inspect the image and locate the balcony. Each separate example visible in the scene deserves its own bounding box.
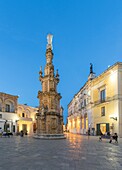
[93,95,120,106]
[19,117,32,121]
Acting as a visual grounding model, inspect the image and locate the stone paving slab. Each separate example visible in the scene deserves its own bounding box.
[0,134,122,170]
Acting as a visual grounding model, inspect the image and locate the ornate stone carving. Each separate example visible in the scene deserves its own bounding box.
[36,35,64,136]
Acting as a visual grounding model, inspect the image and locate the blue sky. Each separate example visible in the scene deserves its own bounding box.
[0,0,122,123]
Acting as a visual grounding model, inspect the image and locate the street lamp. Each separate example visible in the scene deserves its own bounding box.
[110,117,117,121]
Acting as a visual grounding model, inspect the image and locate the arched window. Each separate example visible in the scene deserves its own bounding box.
[5,100,15,112]
[26,109,30,118]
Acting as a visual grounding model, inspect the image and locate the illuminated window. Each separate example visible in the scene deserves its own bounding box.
[100,89,106,102]
[101,106,105,116]
[82,118,84,129]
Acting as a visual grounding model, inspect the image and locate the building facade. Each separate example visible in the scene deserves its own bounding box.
[17,104,37,135]
[0,92,18,133]
[67,62,122,137]
[0,92,37,135]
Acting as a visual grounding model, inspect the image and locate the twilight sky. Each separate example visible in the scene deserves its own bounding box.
[0,0,122,123]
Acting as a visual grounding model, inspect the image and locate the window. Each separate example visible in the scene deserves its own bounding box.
[22,113,25,117]
[0,114,2,118]
[81,102,84,108]
[100,89,106,102]
[0,107,2,112]
[5,104,10,112]
[101,106,105,116]
[13,125,15,132]
[84,99,86,106]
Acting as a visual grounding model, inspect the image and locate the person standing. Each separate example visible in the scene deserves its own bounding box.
[114,133,118,143]
[20,130,24,137]
[0,127,3,137]
[109,136,113,143]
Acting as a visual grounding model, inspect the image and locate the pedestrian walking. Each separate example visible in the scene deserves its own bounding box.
[99,136,102,141]
[99,130,103,141]
[88,128,90,136]
[20,130,24,137]
[109,136,113,143]
[0,127,3,137]
[114,133,118,143]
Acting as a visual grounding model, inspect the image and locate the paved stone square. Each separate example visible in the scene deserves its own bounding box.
[0,133,122,170]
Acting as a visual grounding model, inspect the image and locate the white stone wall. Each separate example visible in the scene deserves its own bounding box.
[0,111,18,132]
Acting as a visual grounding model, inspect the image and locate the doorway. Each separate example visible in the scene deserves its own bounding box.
[22,124,27,133]
[100,124,106,134]
[96,123,109,135]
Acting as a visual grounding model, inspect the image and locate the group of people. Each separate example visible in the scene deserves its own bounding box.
[0,127,28,137]
[109,133,118,143]
[20,130,28,137]
[0,127,13,137]
[99,131,118,143]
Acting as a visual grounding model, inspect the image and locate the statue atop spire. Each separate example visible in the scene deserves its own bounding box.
[47,34,53,50]
[88,63,96,80]
[90,63,93,74]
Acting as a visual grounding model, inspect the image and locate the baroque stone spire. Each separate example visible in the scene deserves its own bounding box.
[35,34,65,139]
[39,34,60,95]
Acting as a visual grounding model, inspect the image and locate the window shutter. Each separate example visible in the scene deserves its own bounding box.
[106,123,109,132]
[96,124,100,135]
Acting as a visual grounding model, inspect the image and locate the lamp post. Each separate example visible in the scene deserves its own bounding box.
[110,117,117,121]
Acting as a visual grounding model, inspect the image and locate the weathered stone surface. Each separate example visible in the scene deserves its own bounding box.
[0,134,122,169]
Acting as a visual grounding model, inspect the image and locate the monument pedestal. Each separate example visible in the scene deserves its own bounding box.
[34,112,66,139]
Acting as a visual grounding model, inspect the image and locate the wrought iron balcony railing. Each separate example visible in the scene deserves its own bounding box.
[93,94,122,106]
